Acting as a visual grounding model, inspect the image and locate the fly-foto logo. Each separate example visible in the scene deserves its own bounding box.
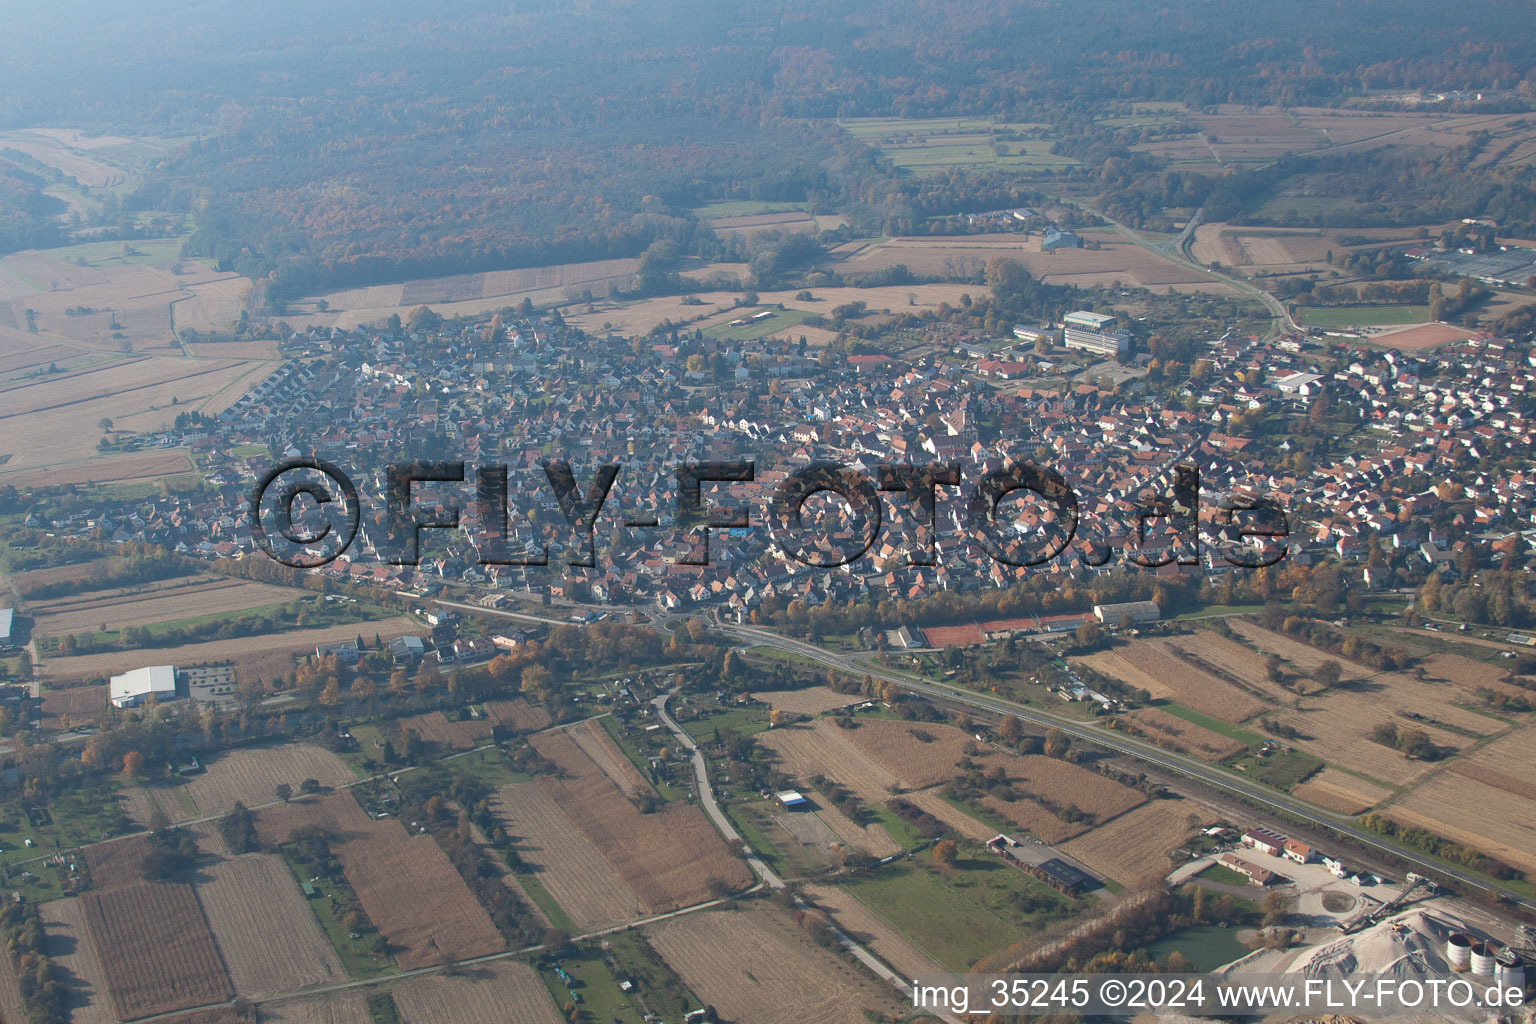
[247,458,1287,571]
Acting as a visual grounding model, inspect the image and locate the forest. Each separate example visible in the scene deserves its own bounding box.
[3,1,1536,290]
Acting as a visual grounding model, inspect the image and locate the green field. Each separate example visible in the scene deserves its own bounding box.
[1196,862,1252,887]
[1294,304,1431,327]
[840,855,1077,971]
[276,851,394,978]
[834,116,1074,174]
[691,199,808,218]
[702,307,811,342]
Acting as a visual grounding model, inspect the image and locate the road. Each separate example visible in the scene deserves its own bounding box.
[716,620,1536,915]
[649,688,952,1018]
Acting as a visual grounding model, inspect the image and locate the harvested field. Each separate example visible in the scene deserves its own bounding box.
[491,781,644,931]
[836,234,1233,293]
[483,698,551,732]
[0,942,28,1024]
[1292,768,1394,815]
[194,850,345,998]
[82,880,233,1020]
[980,793,1091,845]
[1369,323,1473,350]
[337,832,504,969]
[809,795,901,858]
[1161,631,1296,703]
[530,730,752,912]
[396,710,493,751]
[751,685,866,715]
[1125,708,1246,761]
[1226,621,1372,678]
[259,992,370,1024]
[254,792,505,969]
[646,906,900,1024]
[1062,800,1213,887]
[41,682,108,723]
[1388,773,1536,876]
[836,718,975,789]
[1420,653,1529,697]
[11,557,125,595]
[1075,641,1267,721]
[82,834,154,889]
[1267,697,1463,788]
[30,576,298,637]
[179,744,354,822]
[1466,727,1536,777]
[565,719,649,797]
[902,788,995,841]
[804,882,942,979]
[756,720,900,803]
[390,960,562,1024]
[38,897,115,1024]
[2,449,197,488]
[38,615,425,681]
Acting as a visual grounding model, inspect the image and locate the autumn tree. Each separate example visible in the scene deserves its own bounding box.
[932,839,958,867]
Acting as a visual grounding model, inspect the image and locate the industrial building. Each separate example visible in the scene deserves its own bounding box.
[1219,853,1282,887]
[1062,311,1130,356]
[109,665,178,709]
[1241,827,1287,857]
[0,607,13,651]
[775,790,809,810]
[1093,600,1160,625]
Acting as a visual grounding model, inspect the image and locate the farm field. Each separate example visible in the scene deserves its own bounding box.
[82,880,234,1019]
[808,794,901,858]
[1291,767,1394,815]
[1265,693,1475,788]
[28,576,300,638]
[395,710,493,751]
[290,257,642,330]
[1123,707,1246,761]
[258,992,371,1024]
[1075,639,1269,721]
[836,234,1233,293]
[530,728,753,912]
[483,698,553,733]
[133,743,355,824]
[1225,621,1373,679]
[835,116,1075,173]
[389,960,563,1024]
[755,720,900,803]
[751,685,866,715]
[40,682,109,725]
[1387,771,1536,876]
[1160,631,1298,703]
[37,614,425,682]
[491,781,644,931]
[38,897,116,1024]
[646,905,900,1024]
[564,718,649,797]
[194,848,346,998]
[802,882,941,979]
[1061,799,1213,886]
[255,792,505,969]
[82,834,155,889]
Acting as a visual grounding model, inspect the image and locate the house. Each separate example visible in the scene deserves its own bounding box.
[1241,828,1287,857]
[110,665,178,709]
[1283,839,1317,864]
[316,639,362,666]
[388,635,425,664]
[1220,853,1282,887]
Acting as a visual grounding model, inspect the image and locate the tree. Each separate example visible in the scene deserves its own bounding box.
[1313,660,1342,689]
[932,839,958,867]
[998,714,1024,744]
[1044,728,1071,758]
[1261,890,1295,928]
[275,782,293,803]
[121,750,145,780]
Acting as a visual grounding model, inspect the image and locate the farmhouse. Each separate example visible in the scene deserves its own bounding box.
[109,665,178,709]
[1241,827,1287,857]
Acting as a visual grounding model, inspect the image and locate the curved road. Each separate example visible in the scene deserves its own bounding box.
[716,621,1536,915]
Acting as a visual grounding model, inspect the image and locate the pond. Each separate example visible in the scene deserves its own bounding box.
[1141,925,1252,971]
